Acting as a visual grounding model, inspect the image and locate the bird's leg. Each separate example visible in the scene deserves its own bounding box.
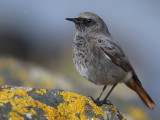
[90,83,117,106]
[102,83,118,104]
[88,86,107,106]
[96,85,107,101]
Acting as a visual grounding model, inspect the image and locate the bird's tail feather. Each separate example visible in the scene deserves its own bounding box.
[125,80,156,109]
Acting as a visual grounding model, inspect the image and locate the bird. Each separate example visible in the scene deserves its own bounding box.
[66,12,156,109]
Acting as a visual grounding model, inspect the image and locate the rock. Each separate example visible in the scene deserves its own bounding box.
[0,57,72,90]
[0,86,126,120]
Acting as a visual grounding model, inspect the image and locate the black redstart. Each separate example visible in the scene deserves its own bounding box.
[66,12,156,109]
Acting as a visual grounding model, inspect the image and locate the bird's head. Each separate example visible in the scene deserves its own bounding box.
[66,12,110,35]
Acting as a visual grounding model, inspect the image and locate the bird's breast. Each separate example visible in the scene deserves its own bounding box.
[73,37,111,84]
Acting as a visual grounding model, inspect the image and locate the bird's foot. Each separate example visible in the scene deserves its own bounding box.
[88,96,112,106]
[102,99,112,105]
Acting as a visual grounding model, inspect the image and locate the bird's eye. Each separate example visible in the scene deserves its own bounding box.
[86,19,92,24]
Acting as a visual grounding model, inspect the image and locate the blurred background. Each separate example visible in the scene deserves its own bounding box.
[0,0,159,119]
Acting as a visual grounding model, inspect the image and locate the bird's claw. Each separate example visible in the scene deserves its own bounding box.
[102,99,112,105]
[88,96,112,106]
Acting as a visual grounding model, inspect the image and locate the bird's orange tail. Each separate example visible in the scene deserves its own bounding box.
[125,80,156,109]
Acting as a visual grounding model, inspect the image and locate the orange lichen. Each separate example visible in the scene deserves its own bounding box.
[36,89,47,95]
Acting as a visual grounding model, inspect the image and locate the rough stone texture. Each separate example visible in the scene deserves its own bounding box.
[0,86,126,120]
[102,104,125,120]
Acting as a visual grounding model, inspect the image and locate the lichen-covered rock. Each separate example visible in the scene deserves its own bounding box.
[0,85,126,120]
[102,104,126,120]
[0,57,56,88]
[0,57,72,90]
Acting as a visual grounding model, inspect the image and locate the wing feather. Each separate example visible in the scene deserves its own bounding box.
[99,39,141,85]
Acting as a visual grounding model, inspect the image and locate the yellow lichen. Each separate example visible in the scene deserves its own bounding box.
[109,104,126,120]
[36,89,47,95]
[59,91,105,120]
[110,104,118,113]
[122,118,127,120]
[30,108,37,116]
[0,86,105,120]
[9,111,24,120]
[0,103,3,106]
[1,85,8,88]
[0,86,64,119]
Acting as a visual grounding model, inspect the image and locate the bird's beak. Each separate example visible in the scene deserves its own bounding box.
[66,18,83,24]
[66,18,75,22]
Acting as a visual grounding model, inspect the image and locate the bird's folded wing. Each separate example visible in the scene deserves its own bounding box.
[99,39,141,85]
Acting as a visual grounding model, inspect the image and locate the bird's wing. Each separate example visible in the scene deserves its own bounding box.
[99,39,156,109]
[99,39,141,85]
